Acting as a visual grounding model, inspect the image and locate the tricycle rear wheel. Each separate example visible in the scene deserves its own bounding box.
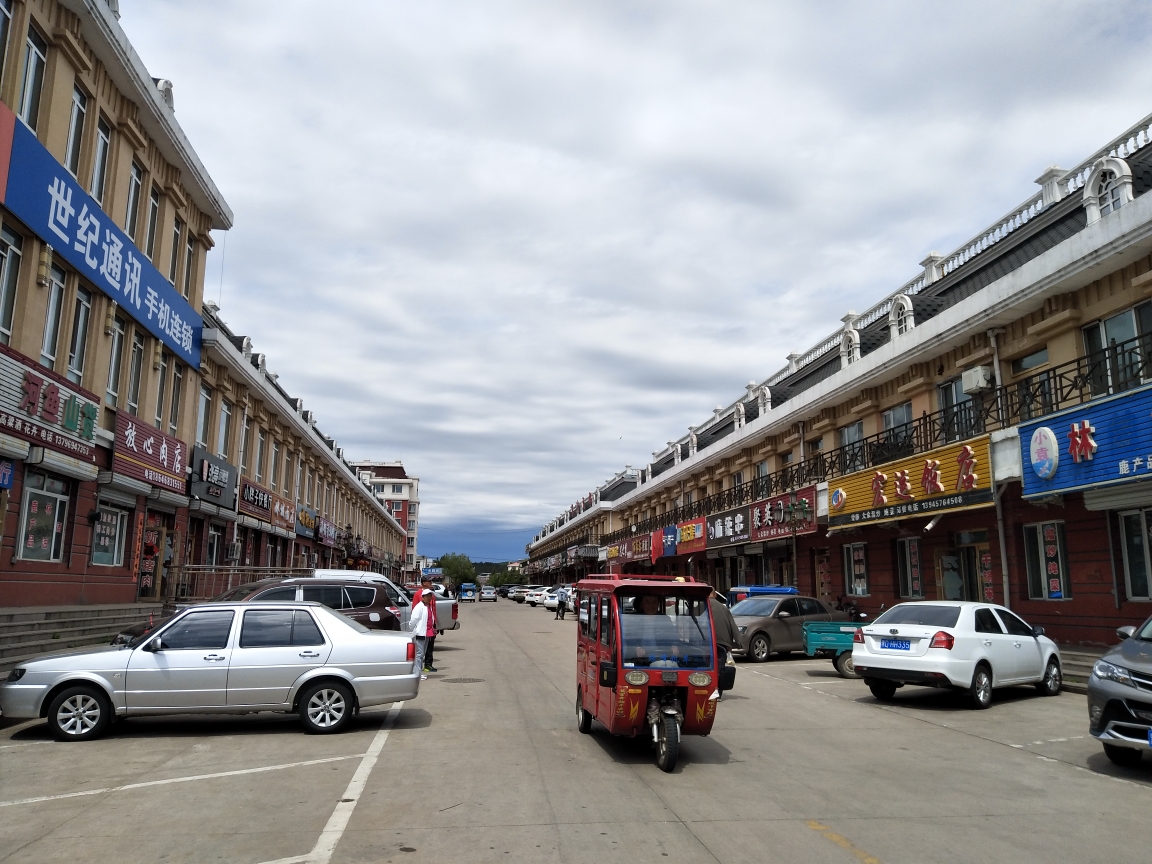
[576,689,592,734]
[655,714,678,772]
[834,651,859,679]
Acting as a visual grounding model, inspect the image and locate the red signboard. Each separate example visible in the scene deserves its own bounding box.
[112,411,187,492]
[749,486,818,541]
[0,342,100,462]
[676,518,707,555]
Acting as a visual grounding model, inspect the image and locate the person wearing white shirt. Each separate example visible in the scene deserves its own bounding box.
[409,592,434,680]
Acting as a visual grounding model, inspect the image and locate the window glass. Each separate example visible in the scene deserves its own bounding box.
[183,236,195,298]
[169,219,183,283]
[873,605,961,627]
[1011,348,1048,375]
[40,264,65,368]
[90,118,111,203]
[600,597,611,646]
[588,595,599,642]
[251,586,297,602]
[973,608,1004,634]
[1023,521,1071,600]
[65,287,91,384]
[345,586,375,608]
[618,594,711,669]
[91,506,128,567]
[291,610,325,644]
[145,187,160,260]
[882,401,912,430]
[844,543,868,596]
[105,316,125,406]
[65,86,86,175]
[126,162,144,242]
[0,226,22,344]
[240,609,294,647]
[126,332,144,415]
[217,399,232,457]
[896,537,924,599]
[777,598,799,616]
[938,378,974,442]
[728,598,779,617]
[153,351,168,429]
[996,609,1035,637]
[1120,511,1151,600]
[271,439,282,490]
[18,469,68,562]
[160,610,234,650]
[196,384,212,448]
[579,594,590,634]
[798,598,822,616]
[302,585,345,609]
[0,2,12,82]
[19,27,47,130]
[168,362,182,437]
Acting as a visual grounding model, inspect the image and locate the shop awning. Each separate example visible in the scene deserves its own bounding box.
[824,501,996,535]
[0,432,29,460]
[1083,480,1152,512]
[28,446,98,482]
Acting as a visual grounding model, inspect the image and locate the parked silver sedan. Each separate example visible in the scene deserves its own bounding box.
[0,602,419,741]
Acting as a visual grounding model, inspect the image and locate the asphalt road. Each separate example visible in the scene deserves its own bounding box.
[1,599,1150,864]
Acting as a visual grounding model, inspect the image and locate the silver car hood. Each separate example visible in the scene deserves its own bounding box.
[19,643,131,670]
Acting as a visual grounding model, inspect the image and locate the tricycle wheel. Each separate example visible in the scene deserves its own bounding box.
[655,714,679,773]
[576,689,592,734]
[834,651,860,679]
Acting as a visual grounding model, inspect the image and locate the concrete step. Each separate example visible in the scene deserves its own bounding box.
[0,610,158,637]
[0,604,161,673]
[0,634,125,672]
[0,617,155,648]
[0,603,159,625]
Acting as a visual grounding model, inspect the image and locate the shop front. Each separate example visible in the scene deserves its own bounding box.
[188,446,238,569]
[821,435,999,616]
[704,504,751,591]
[237,477,282,566]
[316,516,337,568]
[1019,384,1152,643]
[295,505,318,567]
[110,412,190,601]
[0,343,112,605]
[603,534,652,575]
[748,486,819,590]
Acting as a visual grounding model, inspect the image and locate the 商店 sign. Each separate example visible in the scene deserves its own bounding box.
[0,343,99,462]
[828,436,993,527]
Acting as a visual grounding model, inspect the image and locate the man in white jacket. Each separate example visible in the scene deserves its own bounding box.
[409,591,434,680]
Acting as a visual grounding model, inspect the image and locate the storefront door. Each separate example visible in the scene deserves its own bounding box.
[939,546,988,601]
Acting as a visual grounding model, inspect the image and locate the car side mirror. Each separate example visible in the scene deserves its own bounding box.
[142,638,162,652]
[599,660,617,689]
[777,611,791,618]
[1117,625,1136,641]
[1031,626,1045,637]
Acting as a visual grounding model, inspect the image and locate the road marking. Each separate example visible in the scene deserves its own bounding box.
[0,754,364,809]
[0,740,55,751]
[807,820,882,863]
[260,701,404,864]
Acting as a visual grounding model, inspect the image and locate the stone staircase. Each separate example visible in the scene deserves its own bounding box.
[1060,646,1106,695]
[0,604,162,673]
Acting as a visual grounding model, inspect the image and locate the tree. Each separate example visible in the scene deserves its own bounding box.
[437,553,475,586]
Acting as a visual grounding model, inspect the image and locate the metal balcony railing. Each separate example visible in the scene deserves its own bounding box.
[595,332,1152,549]
[168,565,316,603]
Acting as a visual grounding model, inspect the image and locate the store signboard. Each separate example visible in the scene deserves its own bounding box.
[270,493,296,533]
[0,343,99,462]
[1020,384,1152,498]
[317,516,337,546]
[676,518,707,555]
[296,504,318,539]
[189,446,237,511]
[705,505,751,548]
[749,486,818,541]
[112,412,187,492]
[1,105,202,366]
[827,435,993,527]
[239,478,273,521]
[604,534,651,563]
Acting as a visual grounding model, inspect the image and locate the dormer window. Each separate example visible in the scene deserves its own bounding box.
[889,294,915,339]
[1083,156,1133,224]
[1098,170,1124,216]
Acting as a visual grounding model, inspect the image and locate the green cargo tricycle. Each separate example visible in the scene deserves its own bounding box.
[802,620,863,678]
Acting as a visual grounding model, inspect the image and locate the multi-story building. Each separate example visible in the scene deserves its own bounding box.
[351,461,420,574]
[529,108,1152,647]
[0,0,230,605]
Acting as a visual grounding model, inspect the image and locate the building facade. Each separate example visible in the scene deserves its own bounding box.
[528,110,1152,647]
[0,0,231,606]
[351,461,419,576]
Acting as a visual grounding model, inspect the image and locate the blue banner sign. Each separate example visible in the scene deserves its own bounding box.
[1019,384,1152,497]
[421,567,443,577]
[4,123,201,366]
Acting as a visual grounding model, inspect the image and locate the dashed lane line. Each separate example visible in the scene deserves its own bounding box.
[807,820,883,864]
[0,753,366,809]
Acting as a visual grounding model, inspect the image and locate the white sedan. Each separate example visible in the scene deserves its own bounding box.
[525,588,550,607]
[852,601,1062,709]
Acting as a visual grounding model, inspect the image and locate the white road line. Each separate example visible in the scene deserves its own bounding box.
[0,754,364,809]
[260,701,404,864]
[0,740,55,751]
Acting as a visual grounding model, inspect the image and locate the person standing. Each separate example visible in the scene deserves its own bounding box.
[409,591,434,680]
[710,590,741,667]
[554,586,568,620]
[412,577,439,672]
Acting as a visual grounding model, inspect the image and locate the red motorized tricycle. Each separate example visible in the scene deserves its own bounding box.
[574,575,735,772]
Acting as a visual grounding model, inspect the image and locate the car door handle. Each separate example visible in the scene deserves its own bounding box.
[981,639,992,647]
[1013,642,1022,648]
[203,654,226,661]
[299,651,321,658]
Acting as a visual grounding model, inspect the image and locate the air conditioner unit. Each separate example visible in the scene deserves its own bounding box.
[961,365,994,395]
[226,541,241,561]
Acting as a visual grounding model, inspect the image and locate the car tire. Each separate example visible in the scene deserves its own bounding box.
[748,633,771,663]
[1035,657,1061,697]
[969,664,993,710]
[655,714,679,773]
[576,689,592,734]
[834,652,860,679]
[1103,743,1143,766]
[47,684,112,742]
[867,679,897,701]
[299,681,354,734]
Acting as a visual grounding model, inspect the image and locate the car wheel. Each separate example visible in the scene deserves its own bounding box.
[655,714,679,773]
[867,679,897,701]
[299,681,354,734]
[969,664,993,710]
[748,633,771,663]
[47,685,112,742]
[576,689,592,734]
[1103,743,1143,766]
[1035,657,1061,696]
[834,652,860,679]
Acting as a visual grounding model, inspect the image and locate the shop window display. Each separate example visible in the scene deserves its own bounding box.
[91,506,129,567]
[18,469,69,562]
[1023,521,1071,600]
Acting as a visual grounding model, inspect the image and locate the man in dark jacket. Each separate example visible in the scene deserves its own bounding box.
[710,590,741,667]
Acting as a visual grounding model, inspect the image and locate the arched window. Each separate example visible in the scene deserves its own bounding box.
[1084,156,1133,224]
[1098,170,1124,216]
[889,294,915,339]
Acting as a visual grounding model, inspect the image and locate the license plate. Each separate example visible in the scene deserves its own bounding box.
[1148,729,1152,747]
[880,638,911,651]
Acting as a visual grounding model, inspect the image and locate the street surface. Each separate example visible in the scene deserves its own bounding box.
[1,600,1150,863]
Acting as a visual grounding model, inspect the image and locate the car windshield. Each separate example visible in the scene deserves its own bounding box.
[1136,617,1152,640]
[213,582,279,602]
[730,598,780,617]
[873,605,962,627]
[619,594,712,669]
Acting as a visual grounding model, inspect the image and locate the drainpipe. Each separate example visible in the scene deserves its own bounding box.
[988,329,1012,609]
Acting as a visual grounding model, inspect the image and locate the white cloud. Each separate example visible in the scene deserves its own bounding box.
[120,0,1152,556]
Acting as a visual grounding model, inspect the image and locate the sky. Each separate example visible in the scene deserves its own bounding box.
[119,0,1152,560]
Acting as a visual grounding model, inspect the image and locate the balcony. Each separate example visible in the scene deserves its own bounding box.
[598,334,1146,547]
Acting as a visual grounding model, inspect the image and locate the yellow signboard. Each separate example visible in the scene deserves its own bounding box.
[827,435,993,527]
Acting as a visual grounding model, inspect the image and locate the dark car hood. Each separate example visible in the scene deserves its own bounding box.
[1108,636,1152,672]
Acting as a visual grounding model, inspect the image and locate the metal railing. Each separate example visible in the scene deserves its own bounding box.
[595,332,1152,548]
[168,565,316,603]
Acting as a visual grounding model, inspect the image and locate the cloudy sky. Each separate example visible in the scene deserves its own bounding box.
[121,0,1152,560]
